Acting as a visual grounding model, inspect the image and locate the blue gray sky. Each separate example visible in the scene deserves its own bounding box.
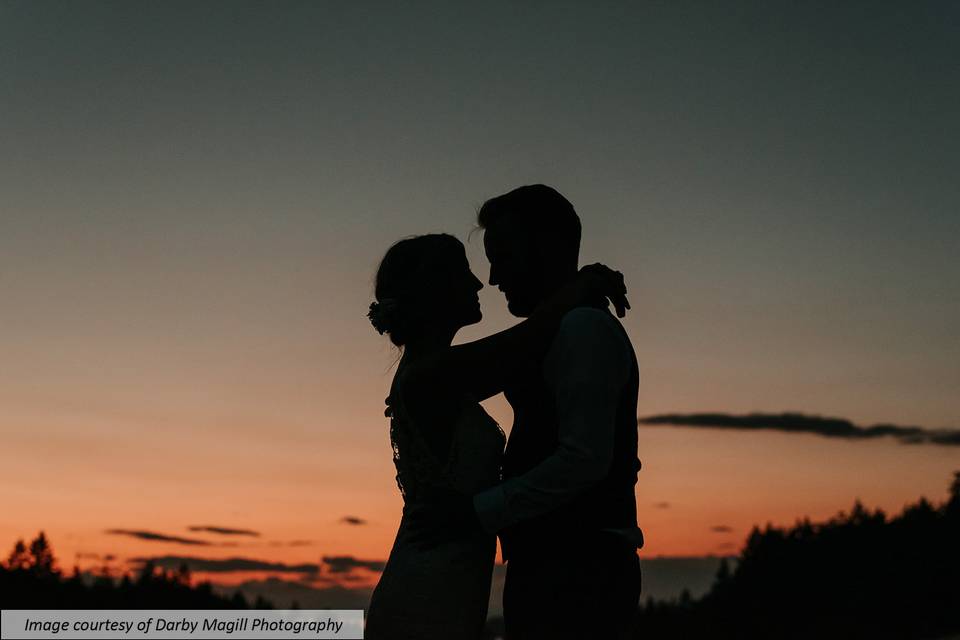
[1,0,958,591]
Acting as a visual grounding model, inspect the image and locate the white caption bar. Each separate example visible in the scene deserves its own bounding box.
[0,610,364,639]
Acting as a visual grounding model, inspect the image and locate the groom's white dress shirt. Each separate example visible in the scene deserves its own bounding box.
[473,306,641,544]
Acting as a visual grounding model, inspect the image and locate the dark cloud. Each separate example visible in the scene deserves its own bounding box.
[638,412,960,447]
[930,431,960,445]
[340,516,367,526]
[210,576,374,610]
[105,529,212,546]
[653,502,672,509]
[335,573,371,584]
[711,525,734,533]
[322,556,385,574]
[75,552,117,561]
[187,526,261,537]
[267,540,314,547]
[127,555,319,574]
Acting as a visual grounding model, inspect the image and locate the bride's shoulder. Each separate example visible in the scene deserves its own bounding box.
[392,361,463,423]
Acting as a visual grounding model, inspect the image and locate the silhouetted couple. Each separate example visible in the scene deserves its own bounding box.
[364,185,643,640]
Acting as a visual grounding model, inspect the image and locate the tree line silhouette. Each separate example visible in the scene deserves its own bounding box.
[0,533,275,609]
[630,471,960,639]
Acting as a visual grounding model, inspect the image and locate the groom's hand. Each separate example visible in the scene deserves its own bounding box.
[407,487,484,550]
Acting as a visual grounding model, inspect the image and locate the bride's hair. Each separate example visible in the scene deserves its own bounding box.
[369,233,463,347]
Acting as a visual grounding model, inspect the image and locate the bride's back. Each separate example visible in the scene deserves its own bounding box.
[365,373,504,640]
[386,366,505,503]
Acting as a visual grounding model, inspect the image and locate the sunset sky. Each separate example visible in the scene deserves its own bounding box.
[2,1,958,608]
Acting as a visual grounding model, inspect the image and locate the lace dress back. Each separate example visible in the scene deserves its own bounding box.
[365,383,506,640]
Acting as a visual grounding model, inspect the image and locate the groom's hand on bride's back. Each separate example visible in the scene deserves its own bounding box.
[407,487,484,550]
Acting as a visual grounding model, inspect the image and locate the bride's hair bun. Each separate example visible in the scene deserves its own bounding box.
[368,298,400,336]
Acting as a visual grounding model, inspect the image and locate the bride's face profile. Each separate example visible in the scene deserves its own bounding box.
[431,243,484,333]
[372,234,483,346]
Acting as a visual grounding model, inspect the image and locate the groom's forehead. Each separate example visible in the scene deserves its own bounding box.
[483,218,527,256]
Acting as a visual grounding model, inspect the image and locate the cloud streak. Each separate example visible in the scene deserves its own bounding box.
[125,554,386,577]
[75,552,116,561]
[187,526,261,537]
[128,555,320,574]
[638,412,960,446]
[321,556,385,574]
[105,530,213,546]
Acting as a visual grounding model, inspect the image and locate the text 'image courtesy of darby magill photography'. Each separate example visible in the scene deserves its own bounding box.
[1,2,958,640]
[3,611,364,638]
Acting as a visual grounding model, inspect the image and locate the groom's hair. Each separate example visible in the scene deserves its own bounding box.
[477,184,581,268]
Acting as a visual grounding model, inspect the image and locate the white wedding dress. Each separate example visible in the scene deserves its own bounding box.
[365,386,505,640]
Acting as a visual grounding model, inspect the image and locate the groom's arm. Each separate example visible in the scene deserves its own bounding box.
[472,307,632,534]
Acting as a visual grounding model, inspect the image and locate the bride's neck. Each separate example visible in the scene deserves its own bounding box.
[401,328,456,360]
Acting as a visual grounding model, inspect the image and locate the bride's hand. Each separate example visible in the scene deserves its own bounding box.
[575,263,631,318]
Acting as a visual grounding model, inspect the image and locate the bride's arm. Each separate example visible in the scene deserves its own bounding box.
[403,265,629,404]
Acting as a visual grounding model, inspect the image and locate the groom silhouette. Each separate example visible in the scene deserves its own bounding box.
[473,185,643,639]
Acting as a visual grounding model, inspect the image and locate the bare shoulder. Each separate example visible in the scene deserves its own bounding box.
[393,355,461,422]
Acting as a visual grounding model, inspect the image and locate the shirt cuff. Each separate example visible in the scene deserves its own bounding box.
[472,484,507,534]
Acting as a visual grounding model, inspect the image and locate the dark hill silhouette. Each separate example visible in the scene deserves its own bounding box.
[0,531,272,609]
[630,471,960,639]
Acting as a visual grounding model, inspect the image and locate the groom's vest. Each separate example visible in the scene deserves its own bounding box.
[499,309,641,561]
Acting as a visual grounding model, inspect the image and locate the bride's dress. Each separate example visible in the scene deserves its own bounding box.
[365,386,505,639]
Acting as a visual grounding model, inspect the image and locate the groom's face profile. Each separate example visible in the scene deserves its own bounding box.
[483,218,541,318]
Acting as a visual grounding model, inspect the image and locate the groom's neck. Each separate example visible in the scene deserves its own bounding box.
[532,267,578,307]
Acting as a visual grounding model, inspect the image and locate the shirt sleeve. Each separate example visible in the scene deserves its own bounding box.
[473,307,632,534]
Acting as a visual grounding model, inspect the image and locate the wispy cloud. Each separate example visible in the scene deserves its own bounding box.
[322,556,385,574]
[187,526,261,537]
[653,502,671,509]
[105,530,212,546]
[127,555,320,574]
[211,576,374,610]
[710,525,733,533]
[126,554,386,577]
[75,552,116,561]
[639,412,960,446]
[340,516,367,526]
